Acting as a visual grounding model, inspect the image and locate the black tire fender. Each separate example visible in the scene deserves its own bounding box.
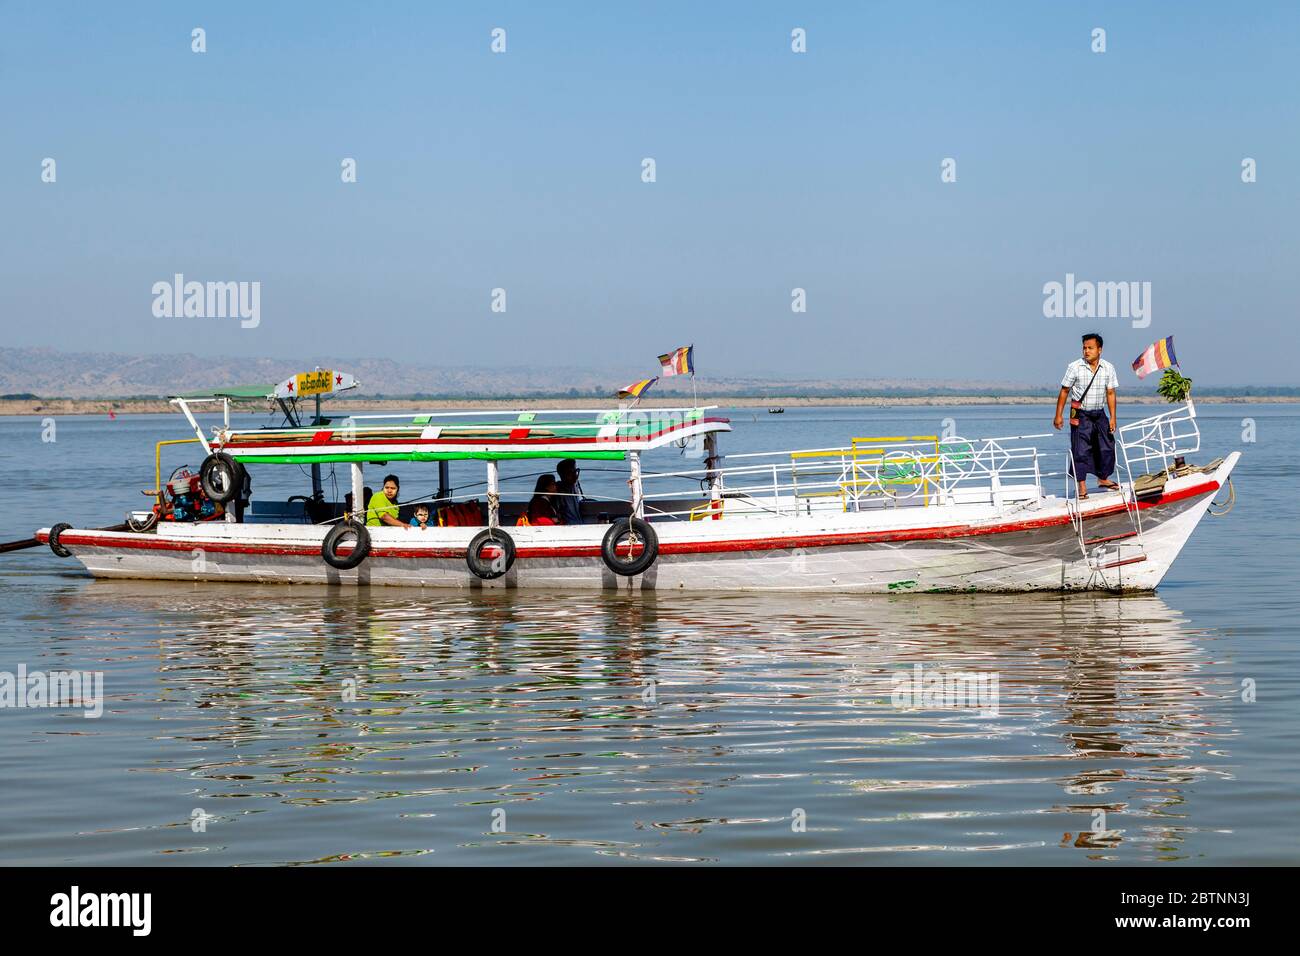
[48,522,74,558]
[466,528,516,579]
[321,521,371,570]
[600,517,658,576]
[199,453,244,505]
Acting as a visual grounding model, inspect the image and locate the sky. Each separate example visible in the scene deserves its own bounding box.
[2,1,1297,386]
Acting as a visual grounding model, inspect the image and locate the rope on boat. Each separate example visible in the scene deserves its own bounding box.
[1209,476,1236,516]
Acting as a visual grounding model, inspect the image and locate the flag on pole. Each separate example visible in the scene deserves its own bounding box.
[616,377,658,400]
[1131,335,1178,379]
[658,345,695,377]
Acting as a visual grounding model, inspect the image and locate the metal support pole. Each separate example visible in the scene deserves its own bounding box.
[437,460,451,505]
[704,433,722,518]
[172,399,212,455]
[351,463,364,524]
[628,451,644,519]
[486,460,500,529]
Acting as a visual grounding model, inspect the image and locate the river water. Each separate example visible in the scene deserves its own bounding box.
[0,404,1295,865]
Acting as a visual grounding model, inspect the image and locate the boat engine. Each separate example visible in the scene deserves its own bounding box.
[129,466,224,531]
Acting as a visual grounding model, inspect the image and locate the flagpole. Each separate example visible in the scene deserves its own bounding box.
[690,343,698,407]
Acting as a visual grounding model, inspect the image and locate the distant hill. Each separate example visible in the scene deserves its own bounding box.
[2,347,1295,399]
[0,347,1047,399]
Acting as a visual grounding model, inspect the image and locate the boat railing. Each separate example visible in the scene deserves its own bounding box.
[216,406,725,443]
[637,433,1056,519]
[1116,401,1200,476]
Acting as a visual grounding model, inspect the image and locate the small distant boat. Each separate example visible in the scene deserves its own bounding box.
[768,407,785,414]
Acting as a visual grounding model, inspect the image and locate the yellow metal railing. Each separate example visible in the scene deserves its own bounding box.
[688,499,724,521]
[147,438,202,504]
[849,435,940,505]
[787,436,989,511]
[789,449,851,510]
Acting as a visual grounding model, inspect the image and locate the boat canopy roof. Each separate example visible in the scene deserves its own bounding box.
[174,369,360,403]
[174,383,277,401]
[214,406,732,464]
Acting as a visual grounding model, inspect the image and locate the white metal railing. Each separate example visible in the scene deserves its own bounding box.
[335,405,718,421]
[1116,401,1200,476]
[637,434,1060,520]
[214,405,726,445]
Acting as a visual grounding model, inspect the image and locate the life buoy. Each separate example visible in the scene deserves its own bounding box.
[48,522,74,558]
[466,528,516,579]
[601,517,658,576]
[321,521,371,570]
[199,453,244,505]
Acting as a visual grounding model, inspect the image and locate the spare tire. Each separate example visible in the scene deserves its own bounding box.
[322,521,371,570]
[48,522,74,558]
[601,517,658,576]
[200,453,244,505]
[466,528,516,579]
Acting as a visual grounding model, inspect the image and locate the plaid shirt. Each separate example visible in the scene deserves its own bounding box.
[1060,358,1118,412]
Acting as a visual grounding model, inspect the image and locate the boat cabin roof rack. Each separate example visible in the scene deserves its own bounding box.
[170,369,362,453]
[210,405,731,465]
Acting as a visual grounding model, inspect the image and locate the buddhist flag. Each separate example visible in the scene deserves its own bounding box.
[658,345,695,377]
[1132,335,1178,379]
[617,376,658,400]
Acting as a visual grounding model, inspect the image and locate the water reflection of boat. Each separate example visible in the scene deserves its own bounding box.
[66,581,1231,862]
[36,372,1239,593]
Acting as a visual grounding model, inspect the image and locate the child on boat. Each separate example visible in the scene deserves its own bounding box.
[410,504,431,529]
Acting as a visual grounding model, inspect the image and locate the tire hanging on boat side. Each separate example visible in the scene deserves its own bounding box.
[466,528,516,579]
[47,522,74,558]
[199,452,244,505]
[321,521,371,570]
[600,517,658,576]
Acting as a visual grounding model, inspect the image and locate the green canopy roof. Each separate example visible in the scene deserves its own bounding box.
[174,384,276,400]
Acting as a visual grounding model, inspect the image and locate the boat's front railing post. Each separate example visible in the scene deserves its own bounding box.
[351,463,364,524]
[628,451,644,519]
[486,460,500,529]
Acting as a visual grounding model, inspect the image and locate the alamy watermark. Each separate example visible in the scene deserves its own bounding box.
[1042,273,1150,328]
[152,273,260,328]
[1,665,104,718]
[891,662,999,716]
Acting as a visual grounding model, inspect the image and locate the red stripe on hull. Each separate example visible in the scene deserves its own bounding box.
[41,479,1219,562]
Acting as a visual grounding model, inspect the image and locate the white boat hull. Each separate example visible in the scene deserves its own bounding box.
[39,454,1237,594]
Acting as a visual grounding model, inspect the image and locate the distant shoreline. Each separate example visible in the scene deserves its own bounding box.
[2,394,1295,416]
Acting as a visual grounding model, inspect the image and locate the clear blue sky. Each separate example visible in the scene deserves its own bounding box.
[2,1,1296,385]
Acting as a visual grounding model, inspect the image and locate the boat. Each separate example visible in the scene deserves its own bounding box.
[34,369,1239,592]
[768,407,785,414]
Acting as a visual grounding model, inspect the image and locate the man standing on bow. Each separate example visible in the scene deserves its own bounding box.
[1053,332,1120,499]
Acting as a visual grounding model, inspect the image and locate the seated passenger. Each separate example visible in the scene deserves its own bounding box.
[410,504,431,529]
[366,475,408,529]
[554,459,584,525]
[520,474,560,526]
